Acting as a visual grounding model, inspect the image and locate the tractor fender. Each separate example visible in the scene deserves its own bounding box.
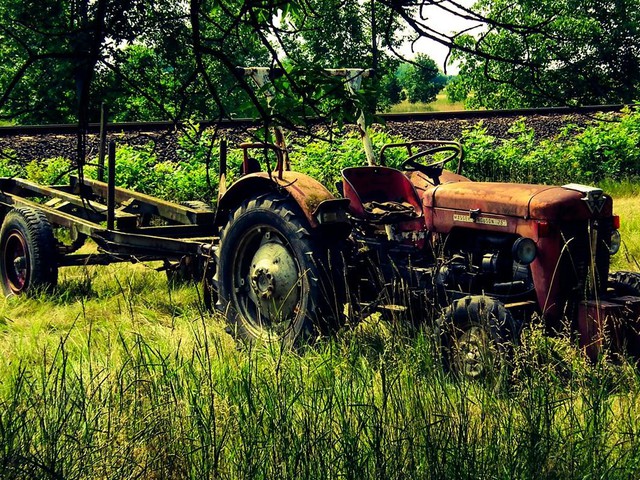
[217,171,342,229]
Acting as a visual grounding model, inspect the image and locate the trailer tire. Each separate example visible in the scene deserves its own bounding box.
[0,207,58,296]
[214,194,344,345]
[438,296,520,380]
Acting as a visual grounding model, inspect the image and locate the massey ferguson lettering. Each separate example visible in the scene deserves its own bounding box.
[453,213,508,227]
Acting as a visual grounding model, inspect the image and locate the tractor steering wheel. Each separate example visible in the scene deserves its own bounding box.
[401,145,461,185]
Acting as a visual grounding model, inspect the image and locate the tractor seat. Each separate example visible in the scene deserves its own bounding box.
[342,166,423,223]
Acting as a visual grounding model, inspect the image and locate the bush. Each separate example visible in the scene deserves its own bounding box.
[108,142,219,204]
[0,154,26,178]
[461,108,640,186]
[9,108,640,205]
[289,128,409,192]
[25,156,75,185]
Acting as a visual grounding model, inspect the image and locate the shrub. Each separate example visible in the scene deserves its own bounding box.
[25,156,74,185]
[0,153,26,178]
[289,128,409,192]
[105,142,220,204]
[461,108,640,186]
[10,107,640,204]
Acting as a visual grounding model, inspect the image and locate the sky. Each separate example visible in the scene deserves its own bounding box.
[399,0,479,74]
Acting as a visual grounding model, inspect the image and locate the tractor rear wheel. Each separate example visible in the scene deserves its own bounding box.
[439,295,521,380]
[214,194,344,345]
[0,207,58,296]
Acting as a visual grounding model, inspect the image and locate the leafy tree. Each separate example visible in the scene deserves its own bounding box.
[8,0,418,124]
[6,0,622,128]
[94,1,271,122]
[0,0,178,124]
[450,0,640,108]
[0,0,270,124]
[402,54,444,103]
[0,0,85,123]
[445,75,467,103]
[379,72,404,106]
[277,0,404,111]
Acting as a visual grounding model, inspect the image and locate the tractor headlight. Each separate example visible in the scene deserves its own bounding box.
[512,237,537,265]
[609,229,621,255]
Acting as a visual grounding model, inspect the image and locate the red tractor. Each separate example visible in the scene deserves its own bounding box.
[209,69,640,376]
[211,134,640,375]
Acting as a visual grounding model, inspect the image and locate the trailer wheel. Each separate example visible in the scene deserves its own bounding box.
[214,194,343,345]
[439,296,520,379]
[0,207,58,296]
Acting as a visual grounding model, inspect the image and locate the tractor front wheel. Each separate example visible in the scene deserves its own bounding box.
[609,271,640,297]
[439,296,521,380]
[608,271,640,358]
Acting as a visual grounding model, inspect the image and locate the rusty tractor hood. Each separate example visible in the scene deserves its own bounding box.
[424,182,612,220]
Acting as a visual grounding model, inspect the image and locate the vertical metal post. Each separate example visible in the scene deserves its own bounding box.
[107,140,116,230]
[97,103,108,182]
[343,69,376,166]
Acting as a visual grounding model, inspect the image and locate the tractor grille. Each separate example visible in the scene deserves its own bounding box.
[558,219,612,301]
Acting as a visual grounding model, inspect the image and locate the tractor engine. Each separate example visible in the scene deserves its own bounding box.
[434,231,535,300]
[421,179,620,323]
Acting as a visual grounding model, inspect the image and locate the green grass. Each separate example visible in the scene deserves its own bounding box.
[611,196,640,271]
[0,167,637,479]
[1,272,640,479]
[387,93,465,113]
[0,188,638,478]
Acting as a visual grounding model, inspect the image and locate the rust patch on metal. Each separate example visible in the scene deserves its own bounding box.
[274,171,335,227]
[426,182,553,217]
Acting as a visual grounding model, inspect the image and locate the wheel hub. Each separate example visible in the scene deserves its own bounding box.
[4,231,28,294]
[13,256,26,271]
[455,326,489,379]
[249,241,298,319]
[251,267,275,299]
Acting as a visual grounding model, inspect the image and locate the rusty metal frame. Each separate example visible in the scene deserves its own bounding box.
[0,175,216,267]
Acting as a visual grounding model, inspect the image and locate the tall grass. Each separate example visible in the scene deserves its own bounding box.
[611,197,640,272]
[1,261,640,479]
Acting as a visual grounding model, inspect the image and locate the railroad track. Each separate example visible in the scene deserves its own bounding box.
[0,104,626,136]
[0,104,627,164]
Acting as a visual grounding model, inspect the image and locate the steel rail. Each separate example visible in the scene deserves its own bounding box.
[0,104,628,137]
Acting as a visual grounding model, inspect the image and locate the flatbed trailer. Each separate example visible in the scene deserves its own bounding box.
[0,172,217,295]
